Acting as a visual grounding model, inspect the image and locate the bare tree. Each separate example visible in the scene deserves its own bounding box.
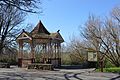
[0,0,43,54]
[68,37,87,64]
[111,6,120,22]
[82,13,120,67]
[0,0,42,13]
[82,15,104,60]
[103,18,120,67]
[0,4,24,54]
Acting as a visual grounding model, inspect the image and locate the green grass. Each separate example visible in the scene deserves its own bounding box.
[105,67,120,73]
[96,67,120,73]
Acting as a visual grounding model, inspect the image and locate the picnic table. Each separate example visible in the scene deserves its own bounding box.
[28,63,53,70]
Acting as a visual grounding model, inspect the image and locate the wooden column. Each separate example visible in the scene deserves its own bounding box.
[58,43,61,59]
[56,43,58,58]
[45,44,47,58]
[42,43,46,63]
[54,43,56,59]
[57,43,60,59]
[19,40,23,58]
[50,43,53,58]
[48,43,50,58]
[42,44,44,62]
[56,43,59,58]
[46,43,49,60]
[30,40,35,63]
[48,43,50,59]
[58,43,61,67]
[44,43,47,63]
[18,40,23,67]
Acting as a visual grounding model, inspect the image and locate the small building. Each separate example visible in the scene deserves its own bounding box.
[16,21,64,68]
[87,49,97,68]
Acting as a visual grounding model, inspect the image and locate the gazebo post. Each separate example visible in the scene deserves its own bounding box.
[44,43,47,63]
[42,43,46,63]
[54,43,56,59]
[50,42,53,59]
[30,40,35,63]
[58,43,61,67]
[18,40,23,67]
[57,43,59,58]
[48,43,51,63]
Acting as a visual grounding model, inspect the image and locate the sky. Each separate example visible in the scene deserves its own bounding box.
[25,0,120,43]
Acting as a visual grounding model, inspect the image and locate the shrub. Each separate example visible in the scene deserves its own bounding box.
[61,53,72,65]
[104,58,115,68]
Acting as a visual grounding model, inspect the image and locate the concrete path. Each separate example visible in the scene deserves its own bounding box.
[0,67,119,80]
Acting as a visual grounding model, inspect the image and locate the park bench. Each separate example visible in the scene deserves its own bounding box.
[28,63,53,70]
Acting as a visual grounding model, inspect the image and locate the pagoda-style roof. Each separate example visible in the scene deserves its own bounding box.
[31,21,50,35]
[16,21,64,43]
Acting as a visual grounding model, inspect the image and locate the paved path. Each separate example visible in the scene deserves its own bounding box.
[0,68,119,80]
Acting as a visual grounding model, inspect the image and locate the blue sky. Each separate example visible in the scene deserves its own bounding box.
[25,0,120,43]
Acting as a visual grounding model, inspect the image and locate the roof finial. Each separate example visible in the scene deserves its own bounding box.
[22,29,25,32]
[39,20,41,23]
[57,30,60,33]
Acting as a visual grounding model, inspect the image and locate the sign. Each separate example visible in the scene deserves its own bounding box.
[88,52,97,61]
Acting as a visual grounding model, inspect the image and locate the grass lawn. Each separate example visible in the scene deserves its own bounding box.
[96,67,120,73]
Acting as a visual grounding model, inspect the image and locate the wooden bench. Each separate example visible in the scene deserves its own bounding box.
[28,63,53,70]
